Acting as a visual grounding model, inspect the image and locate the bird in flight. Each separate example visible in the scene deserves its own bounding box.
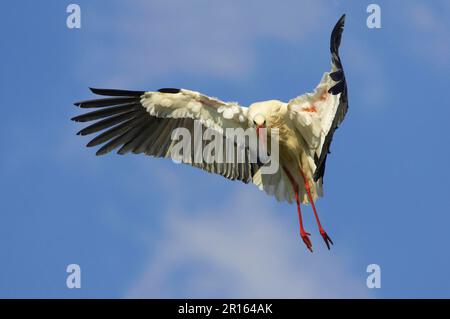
[72,15,348,252]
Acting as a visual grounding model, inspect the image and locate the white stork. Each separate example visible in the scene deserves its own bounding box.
[72,15,348,252]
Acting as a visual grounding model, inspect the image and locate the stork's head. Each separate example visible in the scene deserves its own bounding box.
[248,100,284,145]
[252,113,266,128]
[251,113,266,142]
[248,100,283,130]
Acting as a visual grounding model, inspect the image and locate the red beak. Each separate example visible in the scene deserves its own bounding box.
[256,124,266,153]
[256,124,263,138]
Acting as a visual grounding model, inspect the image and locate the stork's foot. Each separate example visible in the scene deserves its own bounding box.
[301,231,313,252]
[320,229,334,250]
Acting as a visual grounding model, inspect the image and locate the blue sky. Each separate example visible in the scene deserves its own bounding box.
[1,0,449,298]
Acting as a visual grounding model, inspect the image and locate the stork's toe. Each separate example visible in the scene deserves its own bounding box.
[320,230,334,250]
[301,232,313,252]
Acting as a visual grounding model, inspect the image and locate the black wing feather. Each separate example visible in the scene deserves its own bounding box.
[76,110,137,136]
[71,103,136,122]
[158,88,181,94]
[74,98,137,108]
[89,88,145,97]
[314,14,349,182]
[72,89,261,184]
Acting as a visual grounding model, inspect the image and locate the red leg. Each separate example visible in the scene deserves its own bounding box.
[300,170,333,249]
[283,166,313,252]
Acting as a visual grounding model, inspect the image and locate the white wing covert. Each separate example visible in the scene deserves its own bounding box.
[140,88,248,133]
[288,15,348,181]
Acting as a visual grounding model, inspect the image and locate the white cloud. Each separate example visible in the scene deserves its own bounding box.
[403,2,450,70]
[78,0,335,86]
[125,185,370,298]
[344,40,388,110]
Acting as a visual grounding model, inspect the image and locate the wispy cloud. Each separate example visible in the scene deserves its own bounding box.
[344,40,389,110]
[125,186,369,298]
[403,2,450,70]
[78,0,334,86]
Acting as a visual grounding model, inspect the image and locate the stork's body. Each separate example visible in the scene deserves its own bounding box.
[248,100,330,250]
[248,100,321,202]
[72,15,348,252]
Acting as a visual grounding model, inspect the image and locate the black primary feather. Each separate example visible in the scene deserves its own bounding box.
[72,88,261,184]
[89,88,145,97]
[71,103,137,122]
[158,88,181,94]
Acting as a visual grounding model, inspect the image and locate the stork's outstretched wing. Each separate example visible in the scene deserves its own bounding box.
[72,88,261,183]
[288,14,348,181]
